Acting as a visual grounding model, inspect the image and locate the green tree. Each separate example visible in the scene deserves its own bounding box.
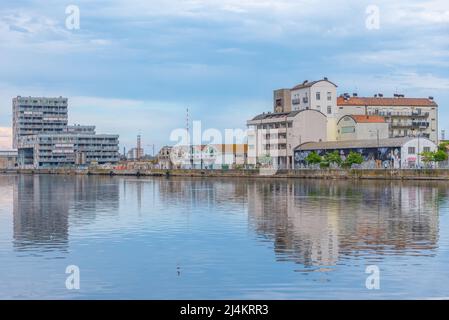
[305,151,322,165]
[343,151,364,168]
[433,150,448,162]
[323,151,342,167]
[438,142,449,152]
[420,151,435,165]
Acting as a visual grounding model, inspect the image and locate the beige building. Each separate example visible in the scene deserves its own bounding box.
[0,150,17,169]
[337,115,389,141]
[273,88,292,113]
[247,109,327,169]
[337,95,438,143]
[290,78,339,141]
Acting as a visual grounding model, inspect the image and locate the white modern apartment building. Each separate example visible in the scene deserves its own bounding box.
[13,96,68,148]
[13,97,120,168]
[247,109,327,169]
[337,95,439,143]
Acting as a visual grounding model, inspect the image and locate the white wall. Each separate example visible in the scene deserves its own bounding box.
[401,138,437,168]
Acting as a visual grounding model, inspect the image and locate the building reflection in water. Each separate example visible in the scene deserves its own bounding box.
[13,175,120,251]
[247,179,441,268]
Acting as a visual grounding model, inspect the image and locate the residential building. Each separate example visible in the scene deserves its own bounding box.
[17,131,119,168]
[337,95,438,143]
[289,78,338,140]
[273,89,292,113]
[13,96,120,169]
[247,109,327,169]
[0,150,17,169]
[13,96,68,148]
[294,137,437,169]
[337,115,389,141]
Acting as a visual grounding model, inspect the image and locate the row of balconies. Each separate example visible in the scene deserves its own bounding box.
[369,111,430,117]
[390,122,430,128]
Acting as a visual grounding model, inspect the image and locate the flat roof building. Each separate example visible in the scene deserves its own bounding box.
[13,96,119,169]
[0,150,18,169]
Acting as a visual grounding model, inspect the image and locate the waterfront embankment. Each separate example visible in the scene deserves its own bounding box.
[3,168,449,180]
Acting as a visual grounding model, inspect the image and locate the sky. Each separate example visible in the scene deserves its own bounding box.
[0,0,448,152]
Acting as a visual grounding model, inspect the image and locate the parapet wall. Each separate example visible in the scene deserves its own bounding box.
[4,168,449,180]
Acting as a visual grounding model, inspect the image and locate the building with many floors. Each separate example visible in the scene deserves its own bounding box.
[13,97,119,169]
[337,95,438,143]
[247,109,327,169]
[13,96,68,149]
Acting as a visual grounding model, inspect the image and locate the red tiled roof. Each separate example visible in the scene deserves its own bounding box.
[337,97,437,107]
[350,115,386,123]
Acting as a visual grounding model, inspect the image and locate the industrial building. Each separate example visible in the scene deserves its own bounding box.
[13,97,119,169]
[294,137,437,169]
[0,150,17,169]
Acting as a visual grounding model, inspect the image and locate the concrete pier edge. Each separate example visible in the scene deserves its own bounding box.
[2,168,449,180]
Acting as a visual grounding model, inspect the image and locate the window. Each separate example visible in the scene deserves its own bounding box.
[316,92,321,100]
[408,147,416,154]
[327,106,332,114]
[327,92,332,101]
[341,126,355,134]
[316,105,321,111]
[424,147,431,152]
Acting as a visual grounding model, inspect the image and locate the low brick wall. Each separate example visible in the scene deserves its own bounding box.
[5,168,449,180]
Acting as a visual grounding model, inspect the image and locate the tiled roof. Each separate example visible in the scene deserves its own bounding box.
[337,97,437,107]
[349,115,386,123]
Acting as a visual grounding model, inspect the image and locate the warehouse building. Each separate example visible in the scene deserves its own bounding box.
[294,137,437,169]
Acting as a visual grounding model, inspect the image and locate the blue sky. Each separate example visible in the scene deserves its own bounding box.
[0,0,448,151]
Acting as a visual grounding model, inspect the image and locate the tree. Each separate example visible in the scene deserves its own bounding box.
[323,151,342,167]
[343,151,364,168]
[305,151,322,165]
[433,150,448,162]
[438,142,449,152]
[420,151,435,165]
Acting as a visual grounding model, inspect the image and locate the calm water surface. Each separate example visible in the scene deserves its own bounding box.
[0,174,449,299]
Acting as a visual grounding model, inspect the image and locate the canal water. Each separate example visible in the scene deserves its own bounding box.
[0,174,448,299]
